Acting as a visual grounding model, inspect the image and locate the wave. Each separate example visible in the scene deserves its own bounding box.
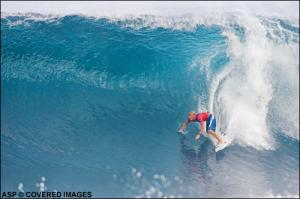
[1,13,299,151]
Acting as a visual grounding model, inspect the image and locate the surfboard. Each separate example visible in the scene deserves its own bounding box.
[215,141,230,152]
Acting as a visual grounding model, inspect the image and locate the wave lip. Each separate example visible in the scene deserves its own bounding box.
[1,1,299,18]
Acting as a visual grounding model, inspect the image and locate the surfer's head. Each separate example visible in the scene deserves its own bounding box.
[188,111,196,121]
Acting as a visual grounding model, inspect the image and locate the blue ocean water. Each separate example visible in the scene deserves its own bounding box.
[1,14,299,197]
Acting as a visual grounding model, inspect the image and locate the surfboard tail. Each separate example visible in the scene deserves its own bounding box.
[215,141,230,152]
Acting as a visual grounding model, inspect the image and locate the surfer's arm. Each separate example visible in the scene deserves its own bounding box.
[195,122,205,140]
[200,123,205,133]
[179,120,190,132]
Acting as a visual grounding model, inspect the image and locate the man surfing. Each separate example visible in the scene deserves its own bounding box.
[178,111,225,146]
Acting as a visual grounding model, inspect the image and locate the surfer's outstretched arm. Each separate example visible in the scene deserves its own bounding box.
[178,120,190,133]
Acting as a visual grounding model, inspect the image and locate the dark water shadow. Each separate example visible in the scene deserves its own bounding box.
[179,135,215,181]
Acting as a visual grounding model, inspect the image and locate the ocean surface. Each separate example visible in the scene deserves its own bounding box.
[1,13,299,197]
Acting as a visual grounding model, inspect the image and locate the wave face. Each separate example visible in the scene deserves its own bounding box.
[1,13,299,197]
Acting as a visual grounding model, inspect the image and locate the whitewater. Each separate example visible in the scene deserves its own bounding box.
[1,1,299,198]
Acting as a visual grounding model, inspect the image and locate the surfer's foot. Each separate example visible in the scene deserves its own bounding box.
[216,140,225,147]
[220,139,227,144]
[216,140,227,148]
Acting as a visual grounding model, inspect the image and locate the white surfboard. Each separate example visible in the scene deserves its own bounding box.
[215,141,230,152]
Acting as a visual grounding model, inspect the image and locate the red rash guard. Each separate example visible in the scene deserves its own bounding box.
[189,112,210,125]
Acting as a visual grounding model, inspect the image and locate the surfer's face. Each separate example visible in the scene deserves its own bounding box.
[188,112,196,121]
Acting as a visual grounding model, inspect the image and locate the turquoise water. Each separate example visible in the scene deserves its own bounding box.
[1,14,299,197]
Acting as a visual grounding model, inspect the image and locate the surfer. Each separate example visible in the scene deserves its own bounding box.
[178,111,225,146]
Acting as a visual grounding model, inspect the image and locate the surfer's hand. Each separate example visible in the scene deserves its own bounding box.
[178,129,184,134]
[195,133,201,140]
[178,126,185,133]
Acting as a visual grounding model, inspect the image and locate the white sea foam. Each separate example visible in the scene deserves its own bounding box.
[202,14,299,150]
[1,2,298,32]
[35,176,47,192]
[18,183,24,192]
[1,1,299,19]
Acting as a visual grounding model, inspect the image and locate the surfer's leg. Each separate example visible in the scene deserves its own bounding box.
[206,114,222,144]
[207,130,222,144]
